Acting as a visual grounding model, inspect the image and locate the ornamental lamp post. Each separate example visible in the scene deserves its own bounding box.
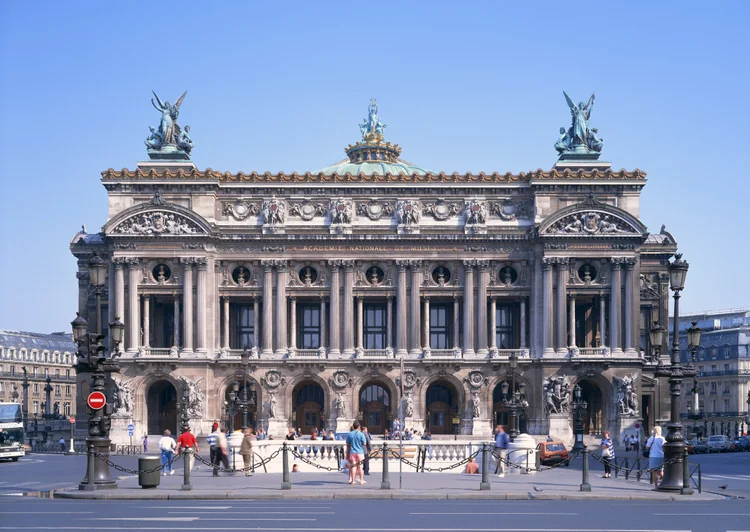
[502,351,526,441]
[686,322,702,434]
[21,367,29,426]
[240,348,250,428]
[87,254,108,335]
[653,253,696,494]
[71,312,122,491]
[43,377,53,420]
[228,381,239,433]
[571,384,587,452]
[649,322,666,363]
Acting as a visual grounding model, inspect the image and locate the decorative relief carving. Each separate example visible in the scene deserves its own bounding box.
[222,200,260,221]
[396,199,421,225]
[543,376,571,415]
[113,242,137,250]
[490,199,531,221]
[422,199,460,221]
[464,370,488,389]
[289,264,326,287]
[262,369,285,389]
[464,199,487,225]
[640,273,660,299]
[329,198,353,224]
[550,212,637,235]
[182,243,205,250]
[396,370,420,390]
[261,198,286,225]
[289,199,327,221]
[114,211,201,235]
[357,199,394,221]
[328,370,352,389]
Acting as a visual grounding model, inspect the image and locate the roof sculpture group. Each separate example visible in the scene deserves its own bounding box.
[142,90,606,163]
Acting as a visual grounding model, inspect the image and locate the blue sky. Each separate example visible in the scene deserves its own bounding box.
[0,1,748,333]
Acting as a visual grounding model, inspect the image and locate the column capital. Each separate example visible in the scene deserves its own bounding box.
[386,294,394,301]
[406,259,423,269]
[554,257,570,266]
[542,257,555,270]
[623,257,638,269]
[179,257,195,266]
[261,259,275,272]
[609,257,624,268]
[462,259,475,270]
[341,259,356,270]
[422,295,430,302]
[126,257,141,269]
[112,257,128,267]
[327,259,344,270]
[289,295,297,302]
[476,259,490,271]
[489,295,496,302]
[395,260,409,271]
[195,257,208,270]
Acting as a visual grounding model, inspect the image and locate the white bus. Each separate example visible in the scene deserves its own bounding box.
[0,403,24,461]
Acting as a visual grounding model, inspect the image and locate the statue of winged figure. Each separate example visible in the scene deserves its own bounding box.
[359,98,387,139]
[146,90,193,154]
[555,91,603,155]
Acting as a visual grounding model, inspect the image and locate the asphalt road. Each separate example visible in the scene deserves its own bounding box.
[0,497,749,532]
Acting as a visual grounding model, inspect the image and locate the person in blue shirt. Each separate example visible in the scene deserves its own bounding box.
[345,420,367,485]
[494,425,510,477]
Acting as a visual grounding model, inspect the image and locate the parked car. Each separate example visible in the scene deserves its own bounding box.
[707,435,731,452]
[536,441,570,466]
[685,439,695,454]
[731,436,750,452]
[692,439,709,454]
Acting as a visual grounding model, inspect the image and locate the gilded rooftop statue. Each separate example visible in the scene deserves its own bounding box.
[145,90,194,158]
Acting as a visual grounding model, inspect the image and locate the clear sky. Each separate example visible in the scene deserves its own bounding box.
[0,1,748,333]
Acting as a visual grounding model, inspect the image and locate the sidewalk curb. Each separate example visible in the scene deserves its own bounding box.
[51,489,722,502]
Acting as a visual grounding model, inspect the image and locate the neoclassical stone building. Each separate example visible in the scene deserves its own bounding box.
[70,96,678,443]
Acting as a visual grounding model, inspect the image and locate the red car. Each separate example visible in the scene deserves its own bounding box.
[536,441,570,465]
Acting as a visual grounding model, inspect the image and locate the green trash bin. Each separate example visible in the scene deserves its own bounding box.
[138,455,161,489]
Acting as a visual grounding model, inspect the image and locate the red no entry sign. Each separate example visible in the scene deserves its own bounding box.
[87,391,106,410]
[69,417,76,424]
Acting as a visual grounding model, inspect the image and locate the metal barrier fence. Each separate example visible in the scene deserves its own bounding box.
[30,441,87,454]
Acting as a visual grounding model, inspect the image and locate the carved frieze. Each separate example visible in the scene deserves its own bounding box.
[422,199,461,221]
[396,369,420,391]
[464,199,487,225]
[464,370,488,389]
[289,200,327,221]
[328,370,352,389]
[261,198,286,225]
[329,198,353,224]
[549,211,637,235]
[262,369,285,389]
[222,200,260,221]
[490,199,531,221]
[357,199,394,221]
[640,273,660,299]
[113,211,201,235]
[396,199,422,225]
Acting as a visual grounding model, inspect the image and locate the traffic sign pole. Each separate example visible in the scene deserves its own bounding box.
[67,420,75,455]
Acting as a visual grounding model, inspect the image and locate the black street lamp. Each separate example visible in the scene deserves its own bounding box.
[227,380,240,433]
[179,382,191,430]
[87,254,108,336]
[686,322,703,437]
[21,367,29,427]
[649,322,666,363]
[500,351,527,441]
[240,348,251,428]
[71,312,124,491]
[653,253,696,494]
[43,377,53,420]
[571,384,588,452]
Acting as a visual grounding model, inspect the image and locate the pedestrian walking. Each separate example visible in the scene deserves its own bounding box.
[212,427,230,476]
[362,427,372,476]
[494,425,509,477]
[142,434,148,453]
[629,434,637,452]
[206,426,218,470]
[158,429,176,476]
[645,426,666,490]
[239,427,255,476]
[58,437,65,452]
[600,430,614,478]
[346,420,367,485]
[176,425,199,472]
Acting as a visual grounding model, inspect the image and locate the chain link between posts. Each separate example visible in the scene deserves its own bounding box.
[94,451,183,475]
[192,447,283,474]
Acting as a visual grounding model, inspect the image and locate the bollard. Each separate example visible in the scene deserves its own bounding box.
[681,449,693,495]
[82,444,96,491]
[380,442,390,489]
[580,447,591,492]
[181,448,192,491]
[480,442,490,491]
[624,457,630,481]
[281,442,291,490]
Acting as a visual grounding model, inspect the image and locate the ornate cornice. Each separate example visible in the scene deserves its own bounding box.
[102,168,646,183]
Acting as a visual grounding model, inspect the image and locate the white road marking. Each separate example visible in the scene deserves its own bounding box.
[0,512,94,514]
[167,511,334,515]
[10,482,40,487]
[0,527,695,531]
[410,512,578,516]
[656,513,750,516]
[89,518,199,522]
[146,506,232,509]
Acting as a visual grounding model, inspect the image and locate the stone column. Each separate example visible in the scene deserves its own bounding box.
[422,296,430,353]
[289,297,297,351]
[173,296,180,348]
[223,297,230,350]
[114,260,125,323]
[624,258,637,355]
[568,295,576,348]
[142,295,150,348]
[356,296,364,350]
[342,261,355,356]
[453,296,460,351]
[319,296,326,350]
[555,258,568,355]
[489,297,497,350]
[520,298,527,349]
[395,261,408,357]
[275,261,289,357]
[599,294,606,348]
[476,261,489,356]
[409,261,422,356]
[386,296,393,349]
[180,259,194,353]
[196,259,207,352]
[261,261,274,357]
[542,258,554,356]
[463,260,475,357]
[253,297,260,348]
[328,261,341,357]
[126,259,140,353]
[76,268,89,321]
[610,259,622,355]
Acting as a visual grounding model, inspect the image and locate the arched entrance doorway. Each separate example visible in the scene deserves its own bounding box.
[578,379,604,435]
[147,380,177,435]
[293,381,325,435]
[224,380,258,431]
[492,381,528,434]
[360,382,390,435]
[425,381,458,435]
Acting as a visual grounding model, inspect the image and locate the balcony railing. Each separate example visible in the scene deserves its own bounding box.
[139,347,175,358]
[360,349,392,358]
[489,348,531,359]
[570,347,611,357]
[289,348,325,358]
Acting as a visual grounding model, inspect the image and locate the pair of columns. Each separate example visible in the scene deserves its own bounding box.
[541,256,638,355]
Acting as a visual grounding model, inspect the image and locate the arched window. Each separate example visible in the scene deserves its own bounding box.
[296,383,324,407]
[426,384,453,407]
[360,384,390,406]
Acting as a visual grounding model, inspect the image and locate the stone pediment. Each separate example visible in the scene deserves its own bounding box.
[105,193,212,236]
[539,195,646,238]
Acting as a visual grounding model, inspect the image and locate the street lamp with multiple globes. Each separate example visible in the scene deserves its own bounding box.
[500,351,527,441]
[71,311,124,491]
[652,253,697,494]
[685,322,703,437]
[571,384,588,452]
[227,380,240,433]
